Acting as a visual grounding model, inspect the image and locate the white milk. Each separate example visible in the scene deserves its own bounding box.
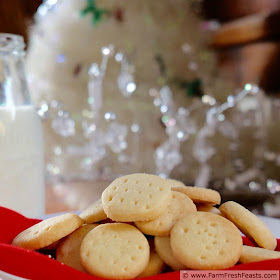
[0,105,44,217]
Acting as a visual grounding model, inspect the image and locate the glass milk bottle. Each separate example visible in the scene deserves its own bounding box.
[0,34,44,217]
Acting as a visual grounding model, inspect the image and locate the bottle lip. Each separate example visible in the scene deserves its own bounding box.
[0,33,25,53]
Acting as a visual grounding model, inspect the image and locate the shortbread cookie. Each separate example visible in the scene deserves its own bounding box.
[219,201,277,250]
[41,239,61,250]
[12,213,83,250]
[155,236,186,271]
[80,223,150,279]
[170,212,242,270]
[197,204,221,215]
[102,173,172,222]
[135,191,196,236]
[166,179,185,188]
[137,242,165,278]
[56,224,98,273]
[239,245,280,264]
[172,186,221,205]
[79,198,107,223]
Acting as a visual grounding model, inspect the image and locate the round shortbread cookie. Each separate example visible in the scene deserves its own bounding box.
[239,245,280,264]
[197,204,221,215]
[12,213,83,250]
[56,224,98,273]
[219,201,277,250]
[41,239,61,251]
[102,173,172,222]
[79,199,107,224]
[166,179,185,188]
[154,236,186,271]
[170,212,242,270]
[172,186,221,205]
[137,245,165,278]
[80,223,150,279]
[135,191,197,236]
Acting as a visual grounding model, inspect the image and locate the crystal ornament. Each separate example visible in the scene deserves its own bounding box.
[131,123,140,133]
[249,181,261,191]
[80,157,93,171]
[50,100,62,110]
[177,130,188,141]
[89,132,107,162]
[118,153,130,164]
[267,179,280,194]
[251,85,260,94]
[117,73,136,97]
[101,44,114,56]
[88,81,102,113]
[193,126,215,163]
[176,111,196,137]
[40,102,49,112]
[202,95,216,106]
[155,139,182,177]
[194,85,266,190]
[87,48,112,125]
[68,130,107,161]
[153,98,161,107]
[53,146,62,156]
[227,95,235,107]
[104,112,116,121]
[46,163,60,176]
[244,83,252,91]
[160,86,175,114]
[153,84,215,178]
[177,107,190,117]
[37,103,49,120]
[117,54,136,97]
[195,164,210,189]
[106,122,128,154]
[149,88,159,97]
[88,63,100,77]
[115,52,124,62]
[52,112,75,137]
[206,107,218,127]
[82,120,96,138]
[217,120,238,139]
[42,45,141,180]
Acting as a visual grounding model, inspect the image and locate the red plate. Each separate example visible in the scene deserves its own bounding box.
[0,206,279,280]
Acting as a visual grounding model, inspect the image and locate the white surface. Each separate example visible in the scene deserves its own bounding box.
[259,215,280,238]
[0,105,44,217]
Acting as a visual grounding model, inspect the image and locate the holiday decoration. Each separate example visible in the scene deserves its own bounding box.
[26,0,280,217]
[27,0,224,182]
[194,84,265,189]
[37,44,141,181]
[150,86,216,178]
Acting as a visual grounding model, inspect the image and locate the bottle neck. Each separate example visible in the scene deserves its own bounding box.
[0,34,31,107]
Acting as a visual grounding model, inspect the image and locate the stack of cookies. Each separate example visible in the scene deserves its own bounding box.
[12,173,280,279]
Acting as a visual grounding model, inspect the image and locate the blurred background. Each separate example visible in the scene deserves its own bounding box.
[1,0,280,216]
